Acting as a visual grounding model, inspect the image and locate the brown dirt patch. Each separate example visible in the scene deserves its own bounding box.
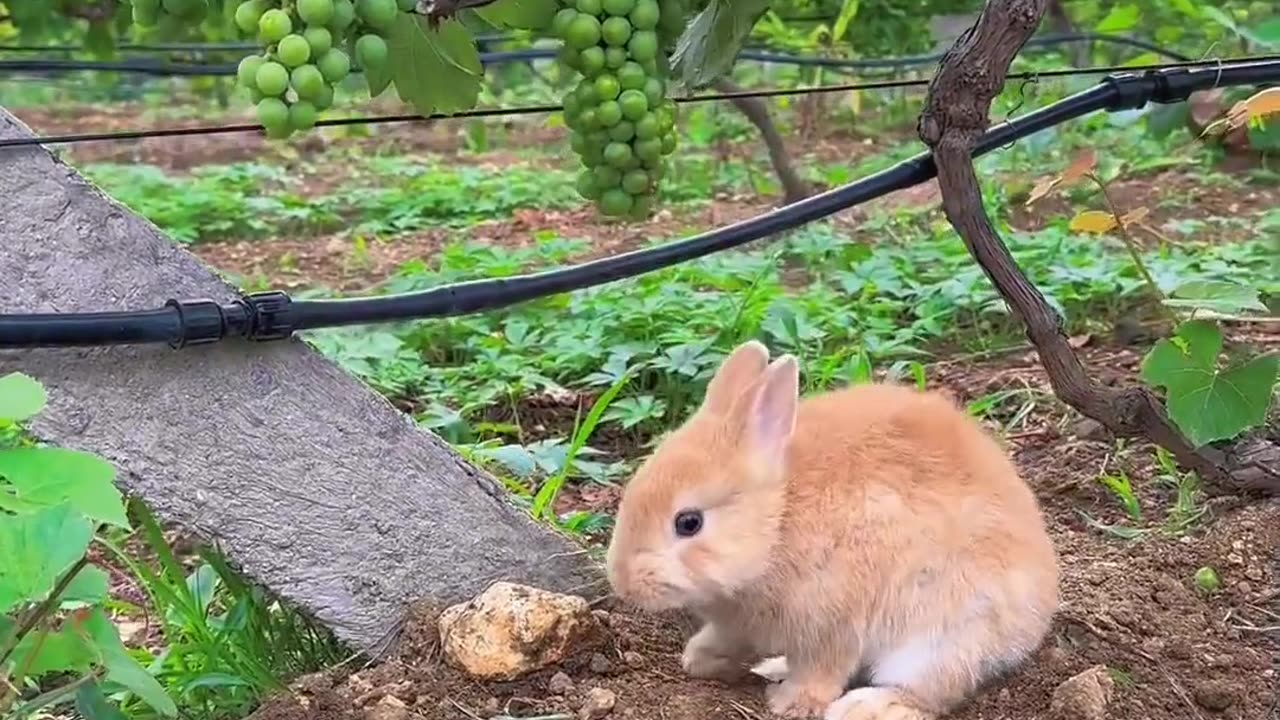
[246,341,1278,720]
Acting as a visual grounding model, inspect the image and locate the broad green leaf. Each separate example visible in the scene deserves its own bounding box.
[1141,320,1280,447]
[81,607,177,717]
[831,0,860,42]
[389,16,483,116]
[0,504,94,613]
[10,624,97,678]
[0,372,47,423]
[1145,102,1189,139]
[0,448,129,528]
[1162,280,1269,315]
[670,0,770,91]
[1254,18,1280,47]
[76,680,130,720]
[474,0,557,30]
[62,564,111,607]
[1095,3,1140,33]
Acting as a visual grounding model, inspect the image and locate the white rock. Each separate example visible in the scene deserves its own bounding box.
[437,582,602,680]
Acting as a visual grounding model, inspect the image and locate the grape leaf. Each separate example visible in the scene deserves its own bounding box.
[389,15,483,117]
[1095,4,1141,33]
[1162,280,1269,315]
[80,607,177,717]
[474,0,557,30]
[669,0,771,91]
[0,372,47,423]
[0,503,94,613]
[0,448,129,528]
[76,681,131,720]
[1141,320,1280,447]
[1255,17,1280,48]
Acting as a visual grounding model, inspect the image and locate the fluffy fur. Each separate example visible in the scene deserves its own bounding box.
[604,341,1060,719]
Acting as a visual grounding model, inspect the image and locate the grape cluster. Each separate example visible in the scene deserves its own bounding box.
[553,0,679,219]
[232,0,408,138]
[131,0,209,28]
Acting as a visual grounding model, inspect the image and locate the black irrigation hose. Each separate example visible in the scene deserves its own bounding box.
[5,57,1273,150]
[2,58,1277,350]
[0,32,1196,77]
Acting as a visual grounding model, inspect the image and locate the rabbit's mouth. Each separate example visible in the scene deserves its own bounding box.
[614,579,689,613]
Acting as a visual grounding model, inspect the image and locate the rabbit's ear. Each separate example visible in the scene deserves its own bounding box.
[746,355,799,464]
[702,340,770,414]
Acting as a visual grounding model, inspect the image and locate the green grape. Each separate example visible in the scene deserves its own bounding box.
[237,55,265,90]
[617,61,645,90]
[565,14,602,49]
[257,97,291,135]
[162,0,204,18]
[569,131,586,155]
[318,49,351,82]
[563,91,583,119]
[593,165,622,188]
[628,30,658,61]
[617,89,647,120]
[633,137,661,162]
[657,0,684,45]
[289,101,320,130]
[599,188,633,217]
[356,0,399,29]
[313,83,336,110]
[628,0,657,28]
[593,74,620,101]
[579,47,606,77]
[355,34,389,70]
[605,47,627,68]
[660,131,677,154]
[278,35,312,67]
[596,100,622,127]
[234,0,267,34]
[603,141,633,168]
[576,0,602,16]
[299,0,336,25]
[305,27,334,55]
[602,0,636,14]
[258,9,292,42]
[642,76,664,107]
[601,16,631,46]
[578,107,600,130]
[633,112,659,140]
[607,120,634,142]
[629,193,654,218]
[552,8,579,37]
[329,0,356,30]
[255,61,290,96]
[621,169,649,194]
[291,64,326,100]
[133,0,161,26]
[576,171,601,200]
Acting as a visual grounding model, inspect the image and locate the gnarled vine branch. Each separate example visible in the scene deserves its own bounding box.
[713,78,813,205]
[916,0,1279,496]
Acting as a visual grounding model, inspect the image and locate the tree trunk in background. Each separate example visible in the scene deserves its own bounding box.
[0,106,605,657]
[1047,0,1089,66]
[714,78,813,204]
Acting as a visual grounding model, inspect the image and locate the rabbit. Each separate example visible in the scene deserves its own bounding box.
[604,340,1060,720]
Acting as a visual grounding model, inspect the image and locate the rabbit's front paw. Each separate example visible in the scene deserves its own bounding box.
[766,678,841,718]
[681,626,751,681]
[824,688,933,720]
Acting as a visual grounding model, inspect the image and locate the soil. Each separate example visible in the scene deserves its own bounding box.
[241,339,1279,720]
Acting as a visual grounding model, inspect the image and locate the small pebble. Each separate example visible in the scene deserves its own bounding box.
[589,653,613,675]
[364,696,408,720]
[480,697,501,716]
[1244,566,1263,581]
[1226,552,1245,566]
[549,671,576,695]
[1235,581,1253,596]
[622,651,646,668]
[1192,680,1237,711]
[580,687,617,720]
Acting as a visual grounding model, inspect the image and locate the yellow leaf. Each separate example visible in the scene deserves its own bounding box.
[1205,87,1280,136]
[1070,210,1119,234]
[847,89,862,116]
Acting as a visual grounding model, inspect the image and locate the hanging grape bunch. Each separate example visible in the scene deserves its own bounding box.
[231,0,409,139]
[553,0,680,219]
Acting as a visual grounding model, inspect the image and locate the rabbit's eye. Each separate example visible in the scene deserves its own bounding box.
[673,509,703,538]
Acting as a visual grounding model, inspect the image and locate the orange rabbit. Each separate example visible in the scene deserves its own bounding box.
[605,340,1059,719]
